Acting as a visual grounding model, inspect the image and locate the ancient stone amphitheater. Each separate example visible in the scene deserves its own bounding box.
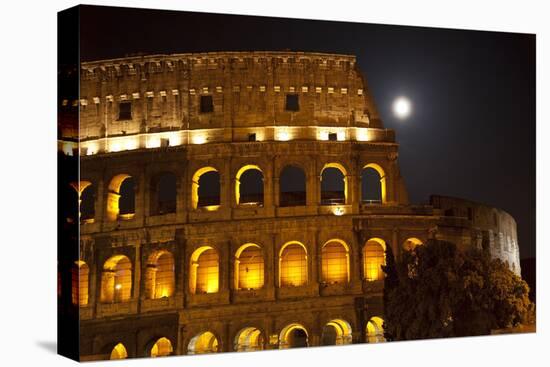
[57,51,521,360]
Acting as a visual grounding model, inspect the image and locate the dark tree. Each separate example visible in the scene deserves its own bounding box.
[381,244,398,341]
[383,239,533,340]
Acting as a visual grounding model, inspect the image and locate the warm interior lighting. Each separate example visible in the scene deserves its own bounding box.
[321,240,350,284]
[322,319,353,345]
[72,260,89,306]
[145,251,175,299]
[234,327,264,352]
[151,337,173,357]
[366,316,386,343]
[279,324,308,349]
[110,343,128,360]
[279,242,308,287]
[363,238,386,281]
[101,255,132,303]
[403,237,423,251]
[190,246,219,294]
[188,332,219,354]
[333,207,345,216]
[106,174,134,221]
[235,244,264,290]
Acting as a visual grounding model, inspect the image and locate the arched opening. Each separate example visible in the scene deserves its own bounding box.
[151,172,177,215]
[366,316,386,343]
[190,247,219,294]
[279,324,308,349]
[100,255,132,303]
[321,163,347,205]
[236,165,264,206]
[150,337,173,357]
[192,167,221,210]
[235,244,264,290]
[110,343,128,360]
[234,327,264,352]
[279,165,306,207]
[403,237,423,251]
[279,242,308,287]
[361,164,386,204]
[188,331,219,355]
[71,181,96,222]
[63,183,79,223]
[321,240,350,284]
[145,251,175,299]
[321,319,353,345]
[71,260,89,306]
[363,238,386,281]
[107,174,135,221]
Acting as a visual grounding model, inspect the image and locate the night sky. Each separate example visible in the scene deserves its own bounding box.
[79,5,535,259]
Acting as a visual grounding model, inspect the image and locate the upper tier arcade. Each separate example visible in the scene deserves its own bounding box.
[59,51,395,155]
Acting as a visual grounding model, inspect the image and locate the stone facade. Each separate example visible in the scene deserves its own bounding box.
[58,51,521,360]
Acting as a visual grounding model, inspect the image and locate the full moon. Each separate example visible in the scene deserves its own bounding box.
[393,97,412,119]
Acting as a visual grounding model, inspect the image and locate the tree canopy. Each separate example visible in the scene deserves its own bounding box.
[382,239,533,340]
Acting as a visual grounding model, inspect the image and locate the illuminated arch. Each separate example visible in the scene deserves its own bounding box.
[234,243,264,290]
[279,165,306,207]
[150,337,173,357]
[321,319,353,345]
[234,327,264,352]
[321,239,350,284]
[107,174,135,221]
[71,260,89,306]
[235,164,264,206]
[110,343,128,360]
[188,331,219,355]
[279,241,308,287]
[279,323,309,349]
[363,238,386,281]
[189,246,219,294]
[362,163,387,204]
[151,172,177,215]
[145,251,175,299]
[366,316,386,343]
[191,167,220,210]
[100,255,132,303]
[403,237,423,251]
[320,163,348,205]
[69,181,95,221]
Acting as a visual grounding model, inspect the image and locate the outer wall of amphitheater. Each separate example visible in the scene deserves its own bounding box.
[58,51,521,360]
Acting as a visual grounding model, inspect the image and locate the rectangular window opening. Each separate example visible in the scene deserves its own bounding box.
[328,132,338,141]
[200,95,214,113]
[285,94,299,112]
[248,133,257,142]
[118,102,132,120]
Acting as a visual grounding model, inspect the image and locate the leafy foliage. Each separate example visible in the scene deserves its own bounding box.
[382,239,533,340]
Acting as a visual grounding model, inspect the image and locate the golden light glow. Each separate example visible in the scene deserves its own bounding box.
[279,241,308,287]
[145,251,175,299]
[110,343,128,360]
[235,244,264,290]
[235,164,263,205]
[190,246,219,294]
[363,163,387,204]
[321,163,348,205]
[321,240,350,284]
[118,213,135,221]
[203,205,220,211]
[72,260,89,306]
[366,316,386,343]
[333,207,345,216]
[61,141,76,156]
[151,337,173,357]
[188,331,219,354]
[191,167,218,210]
[106,174,132,221]
[234,327,264,352]
[279,323,309,349]
[403,237,423,251]
[101,255,132,303]
[323,319,353,345]
[276,129,290,141]
[363,238,386,281]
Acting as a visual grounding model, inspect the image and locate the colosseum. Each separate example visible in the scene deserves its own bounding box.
[57,51,522,361]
